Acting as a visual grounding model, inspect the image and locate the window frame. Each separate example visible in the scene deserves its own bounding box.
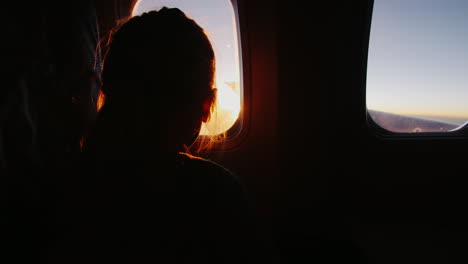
[194,0,251,152]
[364,0,468,141]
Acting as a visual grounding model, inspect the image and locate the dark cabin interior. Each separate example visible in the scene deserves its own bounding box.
[2,0,468,263]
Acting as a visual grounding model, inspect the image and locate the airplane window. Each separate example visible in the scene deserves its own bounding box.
[367,0,468,133]
[132,0,241,136]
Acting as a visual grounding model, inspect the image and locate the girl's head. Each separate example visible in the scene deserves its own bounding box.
[99,7,218,153]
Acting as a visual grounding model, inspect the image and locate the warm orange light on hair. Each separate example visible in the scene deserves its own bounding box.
[97,90,106,112]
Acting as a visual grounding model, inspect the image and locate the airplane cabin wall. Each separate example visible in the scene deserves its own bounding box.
[269,0,468,263]
[207,0,468,263]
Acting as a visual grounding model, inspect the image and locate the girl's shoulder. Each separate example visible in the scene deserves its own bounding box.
[176,152,244,191]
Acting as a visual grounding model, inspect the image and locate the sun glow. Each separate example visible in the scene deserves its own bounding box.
[200,81,241,135]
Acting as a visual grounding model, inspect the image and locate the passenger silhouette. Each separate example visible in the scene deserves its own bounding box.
[59,7,258,264]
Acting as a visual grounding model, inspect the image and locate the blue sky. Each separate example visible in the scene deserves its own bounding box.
[367,0,468,123]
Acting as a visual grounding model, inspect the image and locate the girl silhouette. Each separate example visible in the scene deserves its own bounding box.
[62,7,258,264]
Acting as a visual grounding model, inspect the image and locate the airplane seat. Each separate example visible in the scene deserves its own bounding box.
[1,2,102,263]
[2,5,54,263]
